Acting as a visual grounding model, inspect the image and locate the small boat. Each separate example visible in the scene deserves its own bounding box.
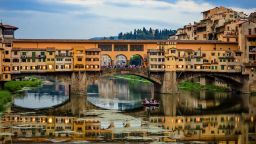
[142,99,160,107]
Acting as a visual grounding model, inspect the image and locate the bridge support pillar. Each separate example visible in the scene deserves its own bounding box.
[70,72,87,115]
[200,76,206,86]
[241,75,250,94]
[160,71,178,94]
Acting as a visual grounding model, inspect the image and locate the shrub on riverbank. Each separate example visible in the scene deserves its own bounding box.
[114,75,151,83]
[4,78,41,92]
[0,90,11,112]
[0,78,42,112]
[178,81,229,92]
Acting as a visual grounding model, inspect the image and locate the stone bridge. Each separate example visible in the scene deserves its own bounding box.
[11,68,250,94]
[10,69,251,116]
[176,71,249,93]
[100,68,163,85]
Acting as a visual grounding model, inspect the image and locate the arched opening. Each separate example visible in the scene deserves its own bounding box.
[115,55,127,66]
[87,74,160,111]
[130,54,143,66]
[101,55,112,67]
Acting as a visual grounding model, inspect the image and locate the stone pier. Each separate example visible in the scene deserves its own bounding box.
[241,75,250,94]
[200,76,206,86]
[160,71,178,94]
[70,72,87,115]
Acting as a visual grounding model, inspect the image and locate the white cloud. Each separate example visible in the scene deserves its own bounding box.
[38,0,214,27]
[2,0,255,39]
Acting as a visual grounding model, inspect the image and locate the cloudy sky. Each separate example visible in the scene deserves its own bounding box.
[0,0,255,39]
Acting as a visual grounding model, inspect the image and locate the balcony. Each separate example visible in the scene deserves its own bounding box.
[20,55,27,59]
[37,55,46,59]
[55,53,72,57]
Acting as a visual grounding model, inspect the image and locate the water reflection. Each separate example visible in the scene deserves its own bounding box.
[14,80,69,109]
[13,75,250,115]
[87,76,153,110]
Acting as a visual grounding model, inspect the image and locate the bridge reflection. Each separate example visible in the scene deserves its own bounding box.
[11,74,251,117]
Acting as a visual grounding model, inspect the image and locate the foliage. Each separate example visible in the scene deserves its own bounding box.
[0,90,12,112]
[4,78,41,92]
[114,75,151,83]
[178,81,229,92]
[118,27,176,40]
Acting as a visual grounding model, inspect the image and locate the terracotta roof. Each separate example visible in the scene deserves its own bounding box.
[223,35,238,38]
[161,40,237,44]
[148,49,163,52]
[0,23,18,30]
[178,49,194,52]
[13,39,162,44]
[13,39,238,45]
[12,47,46,51]
[245,35,256,38]
[85,48,101,51]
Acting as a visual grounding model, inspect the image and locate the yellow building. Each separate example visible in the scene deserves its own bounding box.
[0,23,18,81]
[150,40,242,73]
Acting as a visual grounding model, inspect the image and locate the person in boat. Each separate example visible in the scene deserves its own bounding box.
[144,98,149,104]
[150,98,155,104]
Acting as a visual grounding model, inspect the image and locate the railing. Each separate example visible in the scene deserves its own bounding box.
[101,66,162,84]
[101,66,148,75]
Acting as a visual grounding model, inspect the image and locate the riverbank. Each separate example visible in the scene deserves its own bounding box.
[113,75,151,83]
[178,81,229,92]
[4,77,42,92]
[0,77,42,112]
[0,91,12,112]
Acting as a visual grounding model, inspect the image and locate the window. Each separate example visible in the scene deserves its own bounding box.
[249,29,252,35]
[3,58,10,62]
[56,58,63,61]
[249,46,256,52]
[114,44,128,51]
[14,51,18,55]
[98,44,112,51]
[130,45,144,51]
[49,52,53,55]
[32,52,36,57]
[5,51,9,55]
[5,43,11,47]
[86,58,91,61]
[13,59,19,62]
[22,52,26,55]
[77,58,82,61]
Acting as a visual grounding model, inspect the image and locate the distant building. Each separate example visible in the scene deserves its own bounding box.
[175,7,247,41]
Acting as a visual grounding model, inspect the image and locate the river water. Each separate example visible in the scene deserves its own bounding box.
[13,75,249,114]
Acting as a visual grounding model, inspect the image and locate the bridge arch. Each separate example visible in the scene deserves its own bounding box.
[130,54,144,66]
[177,72,243,91]
[115,54,128,66]
[101,68,162,85]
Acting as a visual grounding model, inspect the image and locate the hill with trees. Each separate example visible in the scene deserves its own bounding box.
[118,27,176,40]
[89,27,176,40]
